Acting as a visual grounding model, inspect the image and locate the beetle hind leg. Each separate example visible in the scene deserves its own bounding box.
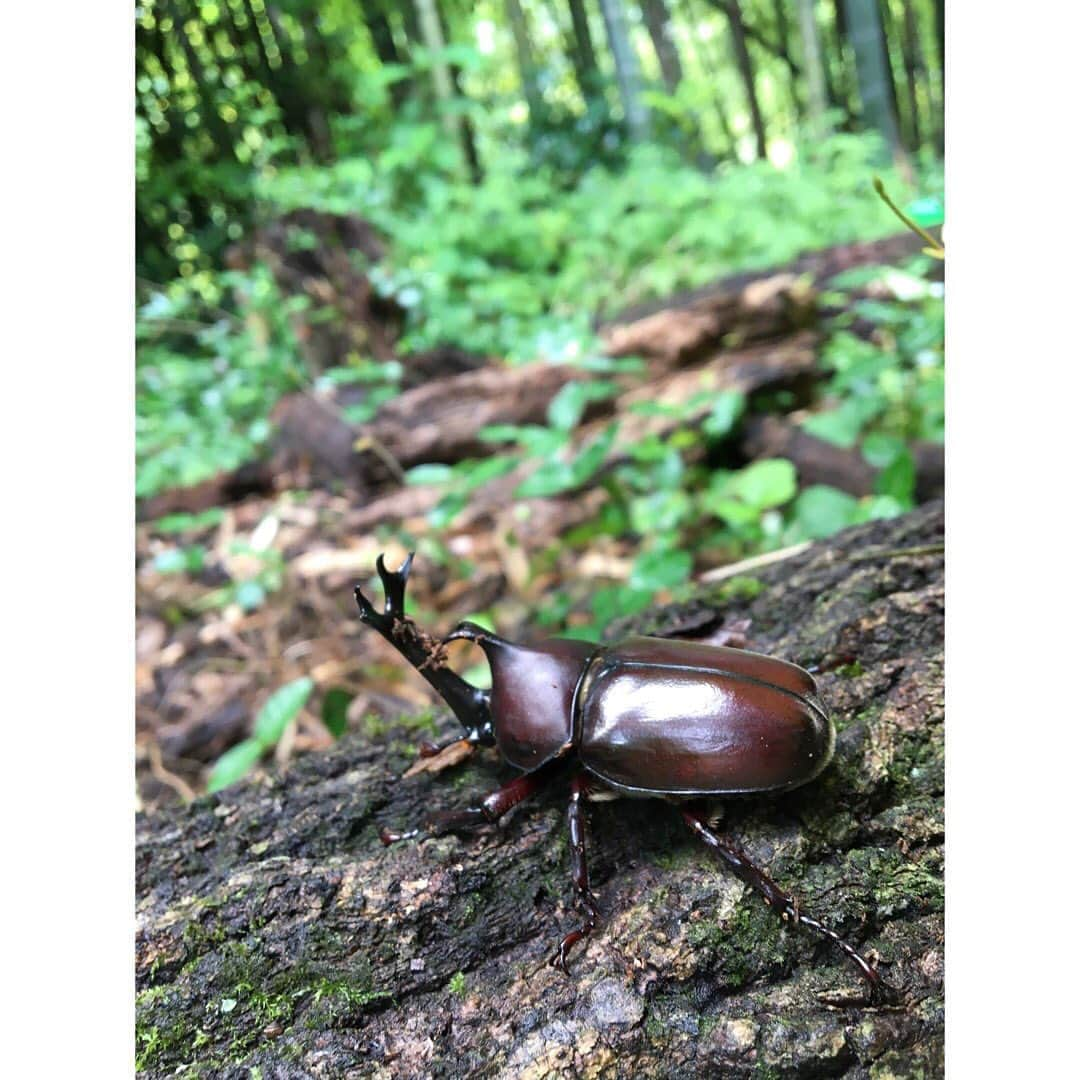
[549,775,601,974]
[681,805,891,1001]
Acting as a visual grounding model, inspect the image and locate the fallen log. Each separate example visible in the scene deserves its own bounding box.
[600,231,925,366]
[227,209,404,370]
[138,363,585,520]
[344,335,820,539]
[742,415,945,502]
[136,502,944,1078]
[141,232,929,522]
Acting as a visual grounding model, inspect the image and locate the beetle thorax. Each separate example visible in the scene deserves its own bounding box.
[477,635,594,771]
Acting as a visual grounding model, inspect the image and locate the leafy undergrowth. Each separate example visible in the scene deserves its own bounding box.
[137,134,941,498]
[259,134,935,356]
[136,246,942,808]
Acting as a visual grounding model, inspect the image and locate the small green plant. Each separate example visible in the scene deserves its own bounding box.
[207,677,314,792]
[447,971,467,998]
[137,266,308,499]
[873,176,945,259]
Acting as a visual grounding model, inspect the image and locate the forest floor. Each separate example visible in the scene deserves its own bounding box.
[136,225,938,813]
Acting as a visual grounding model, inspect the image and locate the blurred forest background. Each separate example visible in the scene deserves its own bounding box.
[135,0,944,807]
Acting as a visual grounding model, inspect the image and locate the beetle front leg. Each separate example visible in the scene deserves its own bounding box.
[379,760,561,845]
[681,806,890,1000]
[355,554,493,742]
[549,774,600,973]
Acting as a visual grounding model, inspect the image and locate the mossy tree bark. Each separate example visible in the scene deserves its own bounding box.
[137,503,944,1078]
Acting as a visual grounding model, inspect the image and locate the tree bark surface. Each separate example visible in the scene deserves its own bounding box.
[137,506,944,1077]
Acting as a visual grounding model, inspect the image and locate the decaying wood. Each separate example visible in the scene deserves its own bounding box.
[362,362,587,465]
[138,462,277,523]
[742,415,946,501]
[601,272,818,365]
[599,230,926,365]
[137,502,944,1078]
[227,209,404,370]
[343,335,820,542]
[141,231,933,525]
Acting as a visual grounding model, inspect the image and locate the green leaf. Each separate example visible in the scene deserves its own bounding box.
[406,463,455,487]
[234,580,266,612]
[628,401,682,418]
[802,402,873,448]
[457,455,518,492]
[701,391,746,438]
[573,355,645,375]
[699,494,761,528]
[874,449,916,504]
[628,434,670,462]
[515,427,571,457]
[207,739,264,793]
[630,490,693,533]
[568,424,618,486]
[514,460,576,499]
[546,381,619,432]
[153,548,186,574]
[321,688,352,739]
[725,459,797,510]
[905,196,945,228]
[153,508,225,534]
[792,486,859,540]
[629,549,693,592]
[861,433,906,468]
[477,424,525,444]
[854,495,906,522]
[428,491,468,528]
[547,382,589,431]
[590,584,653,629]
[154,545,206,575]
[253,677,314,747]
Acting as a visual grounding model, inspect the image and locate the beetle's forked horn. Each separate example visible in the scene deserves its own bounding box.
[354,551,414,626]
[354,554,494,742]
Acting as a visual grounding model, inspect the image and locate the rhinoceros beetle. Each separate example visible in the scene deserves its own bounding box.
[355,553,886,997]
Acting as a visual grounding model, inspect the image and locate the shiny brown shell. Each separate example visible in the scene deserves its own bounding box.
[575,637,834,796]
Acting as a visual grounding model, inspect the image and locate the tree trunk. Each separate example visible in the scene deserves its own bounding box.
[598,0,651,140]
[678,0,738,155]
[361,0,411,107]
[718,0,768,159]
[505,0,547,127]
[795,0,830,138]
[898,0,927,150]
[827,0,859,128]
[842,0,902,158]
[436,1,484,183]
[932,0,944,149]
[566,0,602,102]
[874,0,910,150]
[137,503,945,1077]
[164,0,236,159]
[414,0,473,176]
[641,0,684,93]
